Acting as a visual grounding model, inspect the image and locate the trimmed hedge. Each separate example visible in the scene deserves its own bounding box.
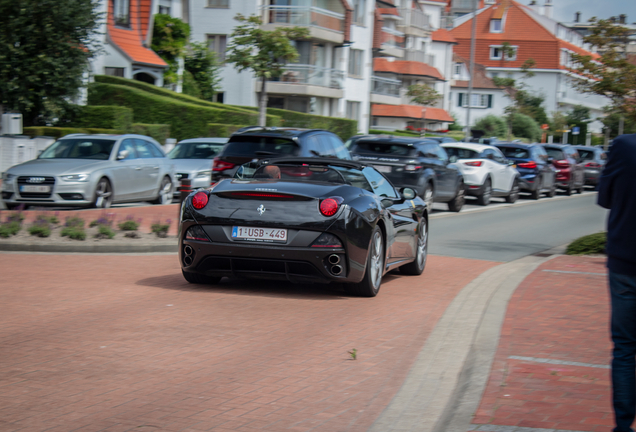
[208,123,247,137]
[130,123,170,143]
[94,75,281,127]
[22,127,123,139]
[88,83,263,140]
[368,129,421,137]
[73,106,133,130]
[566,232,607,256]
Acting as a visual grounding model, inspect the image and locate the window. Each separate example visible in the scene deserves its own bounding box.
[490,45,517,61]
[490,46,502,60]
[316,134,336,156]
[118,139,137,160]
[207,0,229,7]
[353,0,366,26]
[346,101,360,122]
[113,0,130,27]
[458,93,492,108]
[363,167,398,198]
[158,5,171,14]
[207,34,227,62]
[214,92,225,104]
[105,67,125,77]
[348,49,363,77]
[133,140,155,159]
[454,62,462,77]
[326,134,351,160]
[490,19,502,33]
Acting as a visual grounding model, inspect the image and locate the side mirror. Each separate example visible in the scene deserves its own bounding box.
[117,150,129,160]
[449,155,458,163]
[381,198,395,208]
[401,187,417,200]
[507,159,515,166]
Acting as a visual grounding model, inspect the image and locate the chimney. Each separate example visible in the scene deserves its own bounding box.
[619,14,627,24]
[543,0,552,19]
[574,11,581,23]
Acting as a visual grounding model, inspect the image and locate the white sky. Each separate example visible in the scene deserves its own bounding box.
[550,0,634,23]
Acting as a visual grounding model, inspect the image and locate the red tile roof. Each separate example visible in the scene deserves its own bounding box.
[449,0,599,70]
[107,0,167,67]
[452,54,500,89]
[374,58,445,80]
[372,104,454,122]
[139,0,152,42]
[431,28,457,44]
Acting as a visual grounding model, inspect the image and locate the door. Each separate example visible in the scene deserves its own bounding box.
[421,143,447,199]
[112,139,141,201]
[363,167,417,262]
[570,148,585,187]
[432,144,455,199]
[132,139,158,198]
[492,148,515,191]
[534,146,553,189]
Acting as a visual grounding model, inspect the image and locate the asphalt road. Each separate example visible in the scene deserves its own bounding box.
[428,191,607,262]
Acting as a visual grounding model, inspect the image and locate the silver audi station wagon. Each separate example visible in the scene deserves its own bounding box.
[1,134,175,209]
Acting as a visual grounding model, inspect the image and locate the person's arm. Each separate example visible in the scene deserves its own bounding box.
[597,139,624,209]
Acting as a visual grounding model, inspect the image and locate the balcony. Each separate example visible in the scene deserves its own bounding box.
[261,5,345,44]
[381,27,406,57]
[397,8,432,36]
[404,50,436,66]
[264,64,345,99]
[370,76,402,105]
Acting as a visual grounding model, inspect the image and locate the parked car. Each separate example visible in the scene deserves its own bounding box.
[346,135,465,212]
[167,138,228,197]
[1,134,175,209]
[494,143,556,199]
[210,127,351,184]
[573,145,606,186]
[441,143,520,205]
[541,144,585,195]
[180,158,428,297]
[425,136,458,144]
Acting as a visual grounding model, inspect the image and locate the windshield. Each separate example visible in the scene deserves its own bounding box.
[168,142,224,159]
[498,147,530,158]
[545,148,565,160]
[577,149,595,160]
[353,141,418,157]
[39,139,116,160]
[224,136,299,157]
[443,147,480,159]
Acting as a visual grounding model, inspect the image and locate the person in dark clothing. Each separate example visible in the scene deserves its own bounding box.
[598,133,636,432]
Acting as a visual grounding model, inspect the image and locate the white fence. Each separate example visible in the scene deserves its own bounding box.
[0,136,55,175]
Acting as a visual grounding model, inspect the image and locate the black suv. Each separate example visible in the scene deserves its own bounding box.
[211,127,351,183]
[346,135,465,212]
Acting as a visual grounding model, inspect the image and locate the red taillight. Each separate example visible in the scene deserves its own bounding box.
[554,160,570,169]
[517,161,537,169]
[585,162,600,168]
[464,161,483,167]
[212,157,236,172]
[320,197,344,217]
[192,191,209,209]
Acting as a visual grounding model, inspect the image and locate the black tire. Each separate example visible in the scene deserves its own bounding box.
[505,179,519,203]
[422,182,434,211]
[565,183,573,196]
[152,176,173,205]
[577,184,584,194]
[344,226,384,297]
[400,219,428,276]
[530,177,541,200]
[92,178,113,208]
[477,178,491,206]
[547,184,556,198]
[447,182,465,212]
[182,270,221,285]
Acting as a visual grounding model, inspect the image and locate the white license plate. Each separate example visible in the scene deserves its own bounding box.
[231,226,287,242]
[374,165,392,173]
[20,185,50,193]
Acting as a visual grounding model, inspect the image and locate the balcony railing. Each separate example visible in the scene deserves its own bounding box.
[261,5,345,33]
[398,8,431,31]
[405,50,435,65]
[268,64,345,89]
[382,27,406,48]
[452,0,474,9]
[372,76,401,97]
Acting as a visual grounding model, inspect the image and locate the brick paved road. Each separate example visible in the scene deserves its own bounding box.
[0,253,496,432]
[470,256,612,431]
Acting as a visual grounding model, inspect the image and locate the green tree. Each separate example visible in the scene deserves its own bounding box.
[474,115,507,138]
[226,14,309,126]
[184,42,222,101]
[565,105,591,144]
[406,84,442,107]
[511,112,541,141]
[0,0,101,126]
[571,18,636,125]
[151,14,190,86]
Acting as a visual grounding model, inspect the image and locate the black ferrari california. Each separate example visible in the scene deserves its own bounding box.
[178,158,428,297]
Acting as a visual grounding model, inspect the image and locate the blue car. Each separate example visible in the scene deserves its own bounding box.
[494,143,557,199]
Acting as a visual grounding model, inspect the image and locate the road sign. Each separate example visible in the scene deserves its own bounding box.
[572,126,580,135]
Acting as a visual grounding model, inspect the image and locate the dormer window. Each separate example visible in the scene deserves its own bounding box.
[490,19,502,33]
[113,0,130,27]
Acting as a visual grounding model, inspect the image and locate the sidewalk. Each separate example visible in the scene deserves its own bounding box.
[469,255,612,431]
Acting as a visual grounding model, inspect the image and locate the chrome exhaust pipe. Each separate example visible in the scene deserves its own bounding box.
[183,255,193,266]
[184,245,193,256]
[328,254,340,265]
[331,265,342,276]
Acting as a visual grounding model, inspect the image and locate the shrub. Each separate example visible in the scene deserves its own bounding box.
[262,108,357,141]
[474,115,507,138]
[0,221,21,238]
[208,123,247,137]
[368,129,420,137]
[28,219,51,238]
[89,214,114,228]
[64,216,85,228]
[61,226,86,240]
[118,215,140,231]
[22,127,123,139]
[151,219,171,238]
[130,123,171,144]
[96,224,116,239]
[511,113,541,141]
[73,106,133,130]
[566,232,607,255]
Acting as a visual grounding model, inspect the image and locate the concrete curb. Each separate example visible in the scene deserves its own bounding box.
[0,241,178,254]
[368,252,556,432]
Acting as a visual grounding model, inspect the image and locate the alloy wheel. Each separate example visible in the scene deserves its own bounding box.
[416,220,428,268]
[159,178,173,205]
[369,231,383,289]
[94,179,112,208]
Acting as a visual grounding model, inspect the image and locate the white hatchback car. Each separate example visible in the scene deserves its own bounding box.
[441,143,520,205]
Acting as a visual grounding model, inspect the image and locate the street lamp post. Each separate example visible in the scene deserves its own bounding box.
[464,0,478,142]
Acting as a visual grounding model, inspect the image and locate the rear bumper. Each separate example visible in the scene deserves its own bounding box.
[517,173,539,192]
[584,169,601,185]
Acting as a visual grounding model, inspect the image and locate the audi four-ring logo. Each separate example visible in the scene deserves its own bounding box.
[27,177,45,183]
